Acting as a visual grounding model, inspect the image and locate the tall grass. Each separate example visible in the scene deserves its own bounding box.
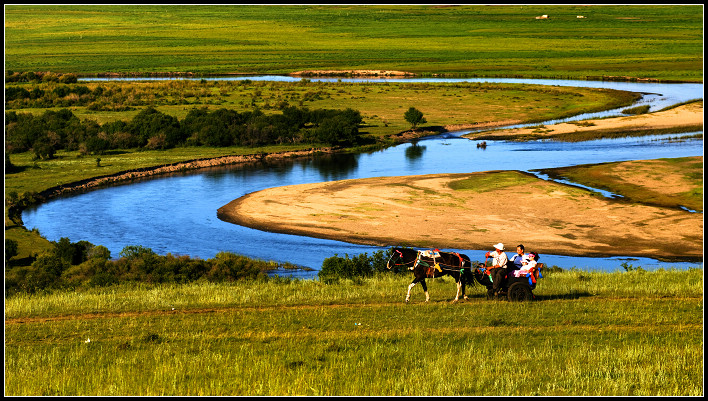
[5,269,703,395]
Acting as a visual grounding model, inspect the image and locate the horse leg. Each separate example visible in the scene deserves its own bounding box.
[406,281,416,302]
[453,278,462,302]
[462,271,469,300]
[420,279,429,302]
[406,276,422,302]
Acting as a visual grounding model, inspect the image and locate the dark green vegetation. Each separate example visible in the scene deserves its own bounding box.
[4,75,641,139]
[4,238,405,297]
[4,5,703,81]
[5,77,638,267]
[3,235,308,297]
[5,105,364,158]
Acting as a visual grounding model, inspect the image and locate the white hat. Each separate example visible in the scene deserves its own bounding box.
[493,243,504,250]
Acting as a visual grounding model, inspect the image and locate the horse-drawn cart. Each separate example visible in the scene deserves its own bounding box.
[386,247,542,303]
[474,263,543,302]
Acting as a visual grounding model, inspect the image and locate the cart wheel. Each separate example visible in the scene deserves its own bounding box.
[507,282,533,302]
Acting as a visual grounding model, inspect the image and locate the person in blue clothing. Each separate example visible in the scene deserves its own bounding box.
[508,244,526,272]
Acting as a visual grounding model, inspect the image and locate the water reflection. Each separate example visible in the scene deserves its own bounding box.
[306,152,359,181]
[23,131,703,278]
[404,142,426,164]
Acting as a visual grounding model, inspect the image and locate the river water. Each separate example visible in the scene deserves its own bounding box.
[24,77,704,278]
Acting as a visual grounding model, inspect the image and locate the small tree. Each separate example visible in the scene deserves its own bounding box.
[5,239,19,263]
[404,107,427,129]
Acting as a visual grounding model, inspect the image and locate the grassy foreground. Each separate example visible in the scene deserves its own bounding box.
[4,5,703,81]
[4,269,703,396]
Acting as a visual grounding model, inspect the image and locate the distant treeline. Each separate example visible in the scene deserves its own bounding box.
[5,105,364,159]
[5,70,79,84]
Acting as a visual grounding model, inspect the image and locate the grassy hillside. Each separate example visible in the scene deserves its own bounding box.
[4,5,703,81]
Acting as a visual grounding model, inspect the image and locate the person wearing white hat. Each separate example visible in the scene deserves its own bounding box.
[486,243,508,296]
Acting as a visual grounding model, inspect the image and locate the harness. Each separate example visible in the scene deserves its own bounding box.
[415,249,468,278]
[387,249,417,269]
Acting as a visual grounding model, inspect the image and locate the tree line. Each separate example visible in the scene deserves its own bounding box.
[5,105,365,159]
[4,236,405,296]
[4,238,294,296]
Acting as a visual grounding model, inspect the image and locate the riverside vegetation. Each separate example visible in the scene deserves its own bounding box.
[5,75,641,264]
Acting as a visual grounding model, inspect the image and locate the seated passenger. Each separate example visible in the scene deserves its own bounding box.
[508,244,526,272]
[486,243,508,295]
[513,251,539,277]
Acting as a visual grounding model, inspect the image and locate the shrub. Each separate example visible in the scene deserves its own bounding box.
[318,250,390,283]
[5,239,19,263]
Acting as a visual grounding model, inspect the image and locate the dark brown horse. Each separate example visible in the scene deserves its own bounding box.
[386,247,474,302]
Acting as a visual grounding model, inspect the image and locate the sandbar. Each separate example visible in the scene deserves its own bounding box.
[218,169,702,261]
[464,101,703,140]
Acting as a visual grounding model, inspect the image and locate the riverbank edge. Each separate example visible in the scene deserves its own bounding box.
[7,116,517,226]
[7,97,701,266]
[75,70,703,84]
[7,146,336,227]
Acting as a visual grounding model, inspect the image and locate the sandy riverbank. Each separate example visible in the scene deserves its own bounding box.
[464,101,703,140]
[217,167,703,262]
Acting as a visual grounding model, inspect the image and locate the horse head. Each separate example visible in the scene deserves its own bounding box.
[386,247,417,270]
[386,248,404,270]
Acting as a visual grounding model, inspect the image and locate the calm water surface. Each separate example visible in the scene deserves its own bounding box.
[25,78,704,277]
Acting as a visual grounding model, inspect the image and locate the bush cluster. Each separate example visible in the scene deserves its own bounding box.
[318,250,396,283]
[4,238,288,297]
[5,105,364,159]
[5,71,78,84]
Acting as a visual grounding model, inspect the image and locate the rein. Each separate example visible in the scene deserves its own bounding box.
[387,250,417,269]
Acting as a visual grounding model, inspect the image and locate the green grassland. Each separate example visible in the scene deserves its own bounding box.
[4,5,703,81]
[5,80,640,139]
[5,269,703,396]
[4,5,703,396]
[4,81,638,197]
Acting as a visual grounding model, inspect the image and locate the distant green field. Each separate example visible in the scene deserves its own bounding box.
[4,4,703,81]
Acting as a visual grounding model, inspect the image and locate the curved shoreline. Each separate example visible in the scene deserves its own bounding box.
[217,170,703,263]
[464,101,703,140]
[10,147,336,225]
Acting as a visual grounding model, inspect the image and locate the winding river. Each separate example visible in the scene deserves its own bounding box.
[23,77,704,278]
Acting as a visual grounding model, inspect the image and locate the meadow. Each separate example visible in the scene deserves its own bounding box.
[4,269,703,396]
[4,5,703,81]
[5,79,640,140]
[4,5,703,396]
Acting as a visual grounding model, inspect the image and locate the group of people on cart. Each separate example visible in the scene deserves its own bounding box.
[482,243,540,296]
